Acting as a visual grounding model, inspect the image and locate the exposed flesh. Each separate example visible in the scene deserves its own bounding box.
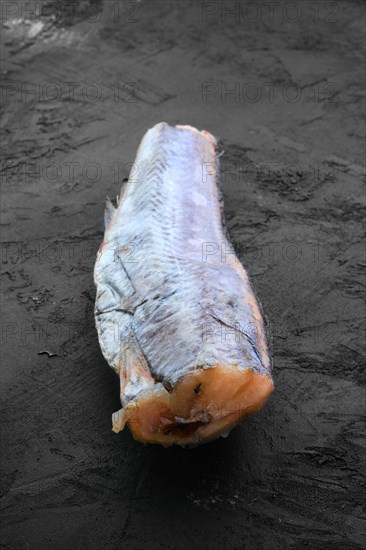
[94,122,273,447]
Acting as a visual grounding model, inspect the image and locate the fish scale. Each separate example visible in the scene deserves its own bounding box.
[94,122,273,446]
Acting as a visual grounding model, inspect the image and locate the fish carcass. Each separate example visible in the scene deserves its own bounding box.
[94,122,273,447]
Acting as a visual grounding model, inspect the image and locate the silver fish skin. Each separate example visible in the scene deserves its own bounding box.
[94,122,273,446]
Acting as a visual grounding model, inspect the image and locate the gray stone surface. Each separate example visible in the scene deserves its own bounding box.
[1,1,365,549]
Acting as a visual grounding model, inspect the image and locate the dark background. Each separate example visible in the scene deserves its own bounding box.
[1,1,365,549]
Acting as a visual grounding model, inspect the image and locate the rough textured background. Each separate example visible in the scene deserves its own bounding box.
[1,1,365,549]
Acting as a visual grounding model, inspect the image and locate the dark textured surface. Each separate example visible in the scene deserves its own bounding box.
[1,1,365,549]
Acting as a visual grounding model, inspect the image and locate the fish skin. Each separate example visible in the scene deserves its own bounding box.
[94,122,273,438]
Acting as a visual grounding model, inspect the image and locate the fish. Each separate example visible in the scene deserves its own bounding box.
[94,122,273,447]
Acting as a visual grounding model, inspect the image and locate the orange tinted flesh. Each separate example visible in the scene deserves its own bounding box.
[112,365,274,447]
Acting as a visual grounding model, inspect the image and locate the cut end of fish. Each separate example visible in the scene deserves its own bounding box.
[112,365,274,447]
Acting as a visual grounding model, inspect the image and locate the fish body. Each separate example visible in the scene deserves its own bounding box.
[94,123,273,447]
